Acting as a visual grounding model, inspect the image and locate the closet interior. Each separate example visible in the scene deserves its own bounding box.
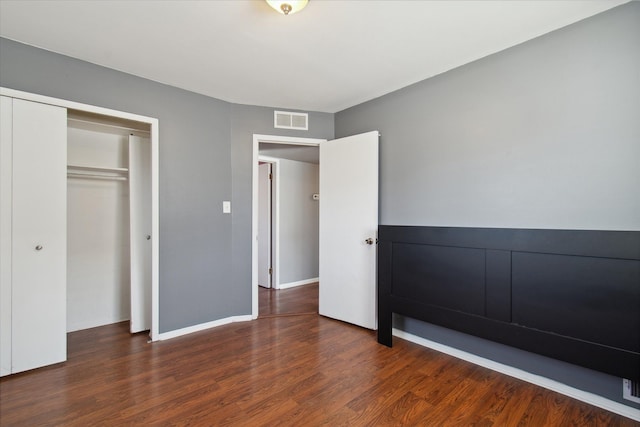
[66,110,152,335]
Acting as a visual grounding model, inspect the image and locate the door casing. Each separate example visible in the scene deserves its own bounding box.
[251,134,325,318]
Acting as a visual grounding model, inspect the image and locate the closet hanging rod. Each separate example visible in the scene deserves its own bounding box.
[67,172,128,181]
[67,117,151,135]
[67,164,128,174]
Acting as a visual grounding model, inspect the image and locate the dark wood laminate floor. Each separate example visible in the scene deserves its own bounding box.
[1,284,637,426]
[259,282,318,318]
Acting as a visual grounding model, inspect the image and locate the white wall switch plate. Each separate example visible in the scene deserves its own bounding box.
[223,201,231,213]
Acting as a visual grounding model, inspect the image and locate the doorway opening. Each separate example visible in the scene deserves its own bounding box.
[252,134,325,319]
[66,110,152,337]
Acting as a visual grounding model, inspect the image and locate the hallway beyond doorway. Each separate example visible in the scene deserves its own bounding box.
[258,283,318,318]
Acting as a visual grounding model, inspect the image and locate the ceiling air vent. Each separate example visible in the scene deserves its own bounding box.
[274,110,308,131]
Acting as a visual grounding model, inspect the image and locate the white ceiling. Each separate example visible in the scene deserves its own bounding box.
[0,0,629,113]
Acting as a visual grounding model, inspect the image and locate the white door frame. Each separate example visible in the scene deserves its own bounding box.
[1,87,161,342]
[252,134,325,318]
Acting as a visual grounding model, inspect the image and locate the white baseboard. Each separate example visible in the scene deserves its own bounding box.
[277,277,319,290]
[393,328,640,422]
[158,315,252,341]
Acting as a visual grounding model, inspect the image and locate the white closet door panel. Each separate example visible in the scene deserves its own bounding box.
[0,96,13,376]
[11,99,67,373]
[129,135,152,333]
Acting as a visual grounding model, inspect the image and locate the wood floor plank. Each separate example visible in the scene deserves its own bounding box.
[491,382,538,426]
[1,284,637,426]
[368,391,434,426]
[462,374,525,425]
[259,283,318,317]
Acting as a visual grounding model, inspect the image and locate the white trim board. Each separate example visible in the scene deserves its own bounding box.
[278,278,319,290]
[1,87,161,342]
[252,134,326,319]
[392,328,640,422]
[158,315,253,341]
[0,88,157,123]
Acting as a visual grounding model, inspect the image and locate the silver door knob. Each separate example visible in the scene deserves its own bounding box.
[35,245,43,251]
[365,238,374,245]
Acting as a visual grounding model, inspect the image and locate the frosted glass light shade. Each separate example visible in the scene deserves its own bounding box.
[266,0,309,15]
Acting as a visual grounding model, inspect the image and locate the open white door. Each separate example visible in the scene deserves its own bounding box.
[129,135,151,333]
[258,162,272,288]
[319,130,379,329]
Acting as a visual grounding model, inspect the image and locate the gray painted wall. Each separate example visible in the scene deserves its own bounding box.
[0,38,334,332]
[278,159,319,284]
[335,3,639,408]
[337,3,640,231]
[0,38,232,333]
[230,104,332,310]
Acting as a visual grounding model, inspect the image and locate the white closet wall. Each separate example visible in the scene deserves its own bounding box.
[66,118,131,332]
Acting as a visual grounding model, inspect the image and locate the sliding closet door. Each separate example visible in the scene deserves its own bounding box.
[129,135,152,333]
[11,99,67,373]
[0,96,13,376]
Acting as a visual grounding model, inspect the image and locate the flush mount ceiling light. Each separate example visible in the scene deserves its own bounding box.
[266,0,308,16]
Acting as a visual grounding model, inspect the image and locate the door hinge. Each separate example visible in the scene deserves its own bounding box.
[268,267,273,275]
[269,173,273,180]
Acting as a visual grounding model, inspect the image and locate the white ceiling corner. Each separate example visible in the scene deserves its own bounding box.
[0,0,630,113]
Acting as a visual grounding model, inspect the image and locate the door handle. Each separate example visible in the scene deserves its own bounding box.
[35,245,43,251]
[365,238,377,245]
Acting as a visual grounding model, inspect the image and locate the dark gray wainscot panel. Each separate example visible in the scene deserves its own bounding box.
[378,226,640,381]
